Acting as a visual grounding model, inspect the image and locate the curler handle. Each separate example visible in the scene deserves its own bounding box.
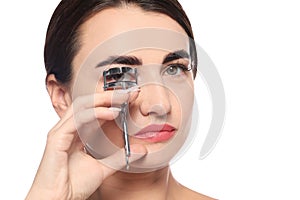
[121,102,130,170]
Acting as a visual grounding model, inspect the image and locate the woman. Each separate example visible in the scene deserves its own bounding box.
[26,0,215,199]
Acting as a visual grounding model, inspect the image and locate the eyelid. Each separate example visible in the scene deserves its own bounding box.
[163,58,190,67]
[163,61,192,72]
[160,64,190,77]
[103,65,138,73]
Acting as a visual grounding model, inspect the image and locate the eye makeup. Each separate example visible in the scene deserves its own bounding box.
[162,63,191,76]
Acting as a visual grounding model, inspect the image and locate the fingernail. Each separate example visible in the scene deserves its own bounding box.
[128,86,140,93]
[108,107,121,112]
[116,86,140,94]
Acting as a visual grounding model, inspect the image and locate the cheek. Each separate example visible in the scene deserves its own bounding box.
[100,120,124,148]
[169,79,194,124]
[168,93,182,124]
[95,79,105,93]
[166,79,194,155]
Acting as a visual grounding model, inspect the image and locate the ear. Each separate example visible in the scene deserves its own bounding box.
[46,74,72,118]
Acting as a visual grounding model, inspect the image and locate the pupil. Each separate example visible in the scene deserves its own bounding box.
[111,73,124,81]
[168,66,177,75]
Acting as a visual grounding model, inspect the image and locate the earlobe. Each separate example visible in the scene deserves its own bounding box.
[46,74,71,118]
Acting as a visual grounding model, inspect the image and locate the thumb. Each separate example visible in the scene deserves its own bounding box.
[98,144,147,179]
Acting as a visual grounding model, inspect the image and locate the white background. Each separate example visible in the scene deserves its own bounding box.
[0,0,299,199]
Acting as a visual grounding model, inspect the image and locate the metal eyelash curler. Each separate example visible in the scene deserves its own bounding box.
[103,67,138,170]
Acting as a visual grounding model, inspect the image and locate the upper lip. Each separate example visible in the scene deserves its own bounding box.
[134,124,176,138]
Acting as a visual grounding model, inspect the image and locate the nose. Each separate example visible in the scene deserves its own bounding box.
[139,83,172,117]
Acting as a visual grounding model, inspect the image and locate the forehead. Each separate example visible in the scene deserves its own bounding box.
[73,6,189,69]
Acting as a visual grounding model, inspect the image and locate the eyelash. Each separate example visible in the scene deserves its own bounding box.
[162,63,191,76]
[102,63,191,81]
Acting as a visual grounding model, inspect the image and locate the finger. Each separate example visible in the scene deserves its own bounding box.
[73,91,130,111]
[51,87,140,141]
[76,106,121,125]
[53,106,120,135]
[55,89,139,129]
[52,91,127,128]
[47,106,120,153]
[99,144,147,179]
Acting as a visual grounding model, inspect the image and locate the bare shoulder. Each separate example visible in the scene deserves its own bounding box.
[179,184,217,200]
[169,175,217,200]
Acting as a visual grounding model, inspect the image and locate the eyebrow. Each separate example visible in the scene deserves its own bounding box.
[162,49,190,64]
[95,49,190,68]
[96,55,142,68]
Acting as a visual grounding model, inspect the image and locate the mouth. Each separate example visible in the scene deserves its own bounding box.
[133,124,176,143]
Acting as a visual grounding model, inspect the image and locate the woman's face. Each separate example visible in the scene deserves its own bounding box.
[71,6,194,172]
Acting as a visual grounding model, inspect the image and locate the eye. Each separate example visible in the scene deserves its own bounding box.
[163,64,189,76]
[103,66,138,90]
[109,73,124,81]
[104,66,135,82]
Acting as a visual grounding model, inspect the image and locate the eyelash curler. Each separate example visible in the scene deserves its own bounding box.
[103,67,138,170]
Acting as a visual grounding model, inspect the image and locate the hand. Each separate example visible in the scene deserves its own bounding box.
[26,90,146,200]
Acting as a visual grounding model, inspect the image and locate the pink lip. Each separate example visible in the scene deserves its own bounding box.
[134,124,176,143]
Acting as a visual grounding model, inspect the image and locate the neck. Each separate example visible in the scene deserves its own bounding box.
[94,166,177,200]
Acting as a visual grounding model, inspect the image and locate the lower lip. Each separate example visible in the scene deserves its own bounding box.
[134,130,176,143]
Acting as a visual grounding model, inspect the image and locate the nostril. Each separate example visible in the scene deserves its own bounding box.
[147,104,170,117]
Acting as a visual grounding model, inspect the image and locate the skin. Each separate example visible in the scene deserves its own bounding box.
[26,5,215,200]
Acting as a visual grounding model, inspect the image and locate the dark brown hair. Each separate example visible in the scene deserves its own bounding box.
[44,0,197,84]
